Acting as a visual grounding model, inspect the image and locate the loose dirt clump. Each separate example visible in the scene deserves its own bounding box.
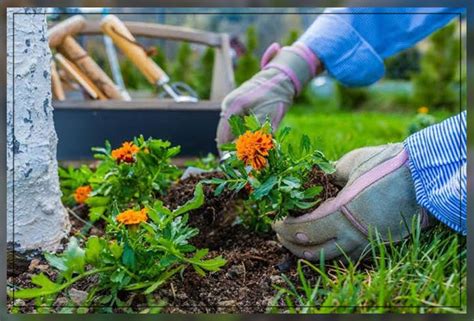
[156,224,296,313]
[162,172,240,248]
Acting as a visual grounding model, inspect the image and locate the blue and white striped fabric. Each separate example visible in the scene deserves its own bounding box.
[404,111,467,235]
[298,8,467,234]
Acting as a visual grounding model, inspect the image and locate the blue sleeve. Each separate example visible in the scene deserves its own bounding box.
[404,111,467,235]
[299,8,463,86]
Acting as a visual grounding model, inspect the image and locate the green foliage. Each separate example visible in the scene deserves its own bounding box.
[184,153,218,170]
[209,115,334,231]
[408,112,437,135]
[384,47,420,80]
[58,165,93,207]
[283,29,300,46]
[87,136,181,221]
[9,185,226,306]
[151,46,170,75]
[235,27,260,85]
[171,43,196,89]
[335,83,370,111]
[411,22,460,111]
[195,47,215,99]
[270,216,466,313]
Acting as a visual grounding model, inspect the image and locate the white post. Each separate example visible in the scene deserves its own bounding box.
[7,8,70,252]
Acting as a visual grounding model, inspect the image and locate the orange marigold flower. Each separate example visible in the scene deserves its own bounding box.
[111,142,139,164]
[116,208,148,225]
[417,106,429,114]
[74,185,92,204]
[236,130,274,170]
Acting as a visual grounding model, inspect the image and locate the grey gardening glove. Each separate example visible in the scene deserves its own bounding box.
[216,42,322,147]
[272,143,432,262]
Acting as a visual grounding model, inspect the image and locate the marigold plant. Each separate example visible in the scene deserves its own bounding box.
[209,114,335,231]
[236,130,273,170]
[84,136,181,222]
[417,106,429,114]
[116,208,148,225]
[74,185,92,204]
[111,141,139,164]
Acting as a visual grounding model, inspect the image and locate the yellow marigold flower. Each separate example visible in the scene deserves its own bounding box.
[111,141,139,164]
[116,208,148,225]
[417,106,429,114]
[236,130,274,170]
[74,185,92,204]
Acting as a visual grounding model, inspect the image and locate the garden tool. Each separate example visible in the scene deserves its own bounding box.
[48,15,125,100]
[54,53,107,100]
[50,61,65,101]
[100,14,198,103]
[102,8,131,100]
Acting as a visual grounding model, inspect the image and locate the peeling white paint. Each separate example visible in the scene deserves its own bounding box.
[7,8,70,252]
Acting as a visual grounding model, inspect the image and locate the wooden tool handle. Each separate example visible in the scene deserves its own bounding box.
[55,53,107,100]
[51,61,65,101]
[58,36,124,100]
[48,15,86,48]
[100,15,168,85]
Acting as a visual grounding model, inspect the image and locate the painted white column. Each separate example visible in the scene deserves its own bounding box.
[7,8,70,251]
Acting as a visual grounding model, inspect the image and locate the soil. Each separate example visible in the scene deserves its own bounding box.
[162,172,240,248]
[8,169,338,313]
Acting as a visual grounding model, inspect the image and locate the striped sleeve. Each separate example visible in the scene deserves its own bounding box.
[404,111,467,235]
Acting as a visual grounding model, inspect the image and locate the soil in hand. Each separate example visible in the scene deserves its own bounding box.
[289,166,341,217]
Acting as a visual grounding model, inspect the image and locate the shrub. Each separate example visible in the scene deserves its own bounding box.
[234,27,259,85]
[335,83,370,110]
[195,47,215,99]
[411,22,460,112]
[79,137,181,222]
[283,29,300,46]
[407,107,437,135]
[171,42,196,89]
[385,47,420,80]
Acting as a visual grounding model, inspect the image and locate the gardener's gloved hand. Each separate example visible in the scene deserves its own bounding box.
[216,42,322,147]
[272,143,432,262]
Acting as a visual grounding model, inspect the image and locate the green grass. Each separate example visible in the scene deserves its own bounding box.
[281,105,455,160]
[270,107,466,313]
[269,219,466,313]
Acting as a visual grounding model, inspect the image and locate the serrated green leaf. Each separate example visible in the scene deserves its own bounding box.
[282,176,301,189]
[214,182,226,196]
[63,237,86,279]
[85,236,104,265]
[303,186,323,199]
[294,200,320,210]
[228,115,246,137]
[318,162,336,174]
[85,196,110,207]
[300,134,312,155]
[44,252,67,272]
[122,242,136,270]
[244,114,261,131]
[218,143,236,152]
[10,273,61,299]
[89,206,106,222]
[173,183,204,216]
[252,176,278,200]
